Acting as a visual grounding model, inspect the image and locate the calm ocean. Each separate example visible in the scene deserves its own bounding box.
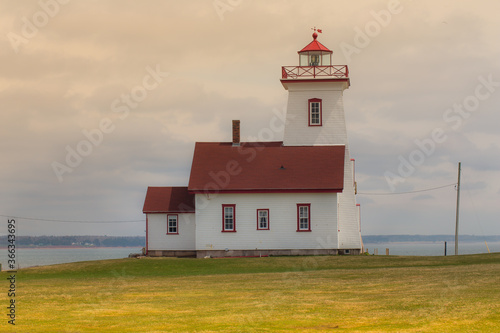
[363,241,500,256]
[1,247,142,270]
[1,242,498,269]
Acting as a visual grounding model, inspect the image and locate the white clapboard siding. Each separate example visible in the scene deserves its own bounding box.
[283,81,349,146]
[282,79,361,249]
[337,146,362,249]
[147,213,196,250]
[195,192,338,251]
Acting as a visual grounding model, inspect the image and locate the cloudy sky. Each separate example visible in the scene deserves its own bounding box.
[1,0,499,237]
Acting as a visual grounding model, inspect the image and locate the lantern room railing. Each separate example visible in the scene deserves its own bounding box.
[281,65,348,79]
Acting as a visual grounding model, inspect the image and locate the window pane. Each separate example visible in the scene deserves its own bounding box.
[168,215,177,233]
[310,54,320,66]
[300,54,308,66]
[298,206,309,230]
[258,210,268,229]
[310,102,320,125]
[322,53,331,66]
[224,206,234,230]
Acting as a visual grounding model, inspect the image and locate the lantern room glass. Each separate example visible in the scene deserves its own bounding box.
[322,53,331,66]
[310,53,320,66]
[300,54,308,66]
[299,51,332,66]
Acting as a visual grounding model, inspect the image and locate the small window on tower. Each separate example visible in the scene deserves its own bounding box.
[308,98,322,126]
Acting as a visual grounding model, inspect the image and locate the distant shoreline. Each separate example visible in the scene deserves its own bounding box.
[362,235,500,244]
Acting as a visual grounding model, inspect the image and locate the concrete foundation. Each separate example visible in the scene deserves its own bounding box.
[196,248,361,258]
[147,249,361,258]
[147,250,196,258]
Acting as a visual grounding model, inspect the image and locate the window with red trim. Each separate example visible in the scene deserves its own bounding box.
[308,98,322,126]
[222,204,236,232]
[167,214,178,234]
[257,209,270,230]
[297,204,311,231]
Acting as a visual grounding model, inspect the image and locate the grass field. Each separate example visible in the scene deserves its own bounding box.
[1,253,499,332]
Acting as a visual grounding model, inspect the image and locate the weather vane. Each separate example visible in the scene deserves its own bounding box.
[311,27,323,33]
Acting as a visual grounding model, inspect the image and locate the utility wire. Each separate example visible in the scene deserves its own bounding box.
[3,183,458,219]
[358,183,457,196]
[0,214,143,223]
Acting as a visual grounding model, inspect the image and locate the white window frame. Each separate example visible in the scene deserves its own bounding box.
[308,98,322,126]
[222,204,236,232]
[167,214,178,235]
[297,204,311,232]
[257,209,270,230]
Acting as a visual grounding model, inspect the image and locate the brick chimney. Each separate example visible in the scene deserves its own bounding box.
[232,120,240,146]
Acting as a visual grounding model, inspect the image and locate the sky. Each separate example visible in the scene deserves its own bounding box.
[0,0,499,237]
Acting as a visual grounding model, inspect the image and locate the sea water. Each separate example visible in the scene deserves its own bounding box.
[363,241,500,256]
[1,247,142,270]
[1,242,498,269]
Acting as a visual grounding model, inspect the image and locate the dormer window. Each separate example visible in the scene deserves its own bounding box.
[308,98,322,126]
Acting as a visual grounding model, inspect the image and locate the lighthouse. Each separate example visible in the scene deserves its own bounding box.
[281,30,362,251]
[142,30,363,258]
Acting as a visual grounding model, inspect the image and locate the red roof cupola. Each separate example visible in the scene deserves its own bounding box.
[281,29,349,81]
[298,30,333,66]
[299,32,332,53]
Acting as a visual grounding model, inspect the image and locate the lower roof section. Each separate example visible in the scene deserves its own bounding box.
[188,141,345,193]
[143,186,195,213]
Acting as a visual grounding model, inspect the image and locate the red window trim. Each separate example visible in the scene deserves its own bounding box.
[167,214,179,235]
[296,203,311,232]
[256,209,270,230]
[308,98,322,127]
[222,204,236,232]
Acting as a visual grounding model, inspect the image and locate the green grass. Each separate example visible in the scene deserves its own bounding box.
[1,253,500,332]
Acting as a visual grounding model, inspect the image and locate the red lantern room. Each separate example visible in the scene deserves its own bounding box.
[298,31,333,66]
[281,29,349,81]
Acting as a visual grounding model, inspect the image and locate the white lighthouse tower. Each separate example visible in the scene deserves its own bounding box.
[281,30,362,251]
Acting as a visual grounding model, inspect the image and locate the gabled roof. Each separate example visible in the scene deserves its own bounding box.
[188,142,345,193]
[299,36,332,53]
[143,187,195,213]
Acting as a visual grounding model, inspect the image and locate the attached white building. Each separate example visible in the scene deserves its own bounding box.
[143,31,362,258]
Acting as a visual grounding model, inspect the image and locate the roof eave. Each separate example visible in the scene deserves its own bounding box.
[188,188,343,194]
[143,210,195,214]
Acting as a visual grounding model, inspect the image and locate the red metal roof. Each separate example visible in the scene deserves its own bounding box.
[143,187,195,213]
[299,34,332,53]
[188,142,345,193]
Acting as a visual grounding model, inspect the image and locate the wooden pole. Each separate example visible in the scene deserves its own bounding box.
[444,241,447,256]
[455,162,461,255]
[485,241,491,254]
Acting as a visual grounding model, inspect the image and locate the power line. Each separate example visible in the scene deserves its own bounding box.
[3,183,458,220]
[358,183,457,196]
[0,214,144,224]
